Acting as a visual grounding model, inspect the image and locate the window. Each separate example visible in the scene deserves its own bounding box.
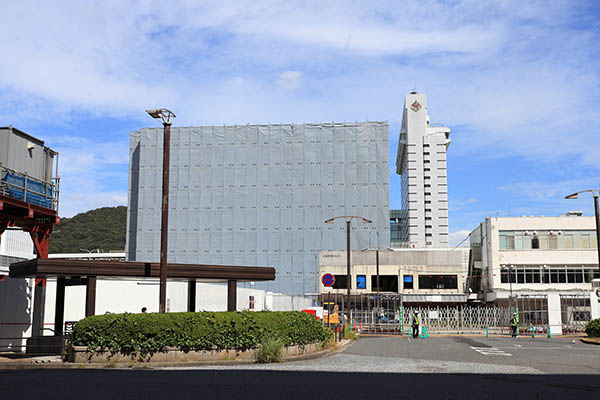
[501,270,510,283]
[523,235,532,249]
[403,275,413,290]
[356,275,366,289]
[249,296,255,310]
[565,235,573,248]
[332,275,347,289]
[517,269,525,283]
[539,235,549,250]
[558,269,567,283]
[525,269,537,283]
[582,235,590,249]
[500,230,597,250]
[543,269,550,283]
[418,275,458,289]
[550,269,559,283]
[371,275,398,292]
[531,236,539,249]
[506,235,515,250]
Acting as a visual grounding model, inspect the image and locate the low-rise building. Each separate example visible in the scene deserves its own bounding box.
[318,249,467,305]
[468,213,600,335]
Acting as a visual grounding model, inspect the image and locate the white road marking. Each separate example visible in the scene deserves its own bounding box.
[496,347,588,350]
[471,346,512,356]
[514,344,522,347]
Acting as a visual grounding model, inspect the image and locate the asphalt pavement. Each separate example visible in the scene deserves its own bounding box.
[1,335,598,399]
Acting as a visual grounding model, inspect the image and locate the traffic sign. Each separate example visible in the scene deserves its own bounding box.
[322,273,335,287]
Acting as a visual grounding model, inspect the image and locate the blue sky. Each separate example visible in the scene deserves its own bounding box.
[1,1,599,245]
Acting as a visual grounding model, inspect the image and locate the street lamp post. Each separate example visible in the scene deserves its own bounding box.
[325,216,373,319]
[146,108,176,314]
[565,190,600,276]
[502,265,514,313]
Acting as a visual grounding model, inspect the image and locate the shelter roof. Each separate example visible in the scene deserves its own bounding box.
[10,258,275,281]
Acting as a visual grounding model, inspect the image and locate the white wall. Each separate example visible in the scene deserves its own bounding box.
[0,277,34,351]
[0,229,34,261]
[40,278,316,326]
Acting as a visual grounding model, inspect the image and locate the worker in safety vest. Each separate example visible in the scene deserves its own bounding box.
[411,312,420,338]
[510,312,519,337]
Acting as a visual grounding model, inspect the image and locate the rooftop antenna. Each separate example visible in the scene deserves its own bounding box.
[410,87,417,94]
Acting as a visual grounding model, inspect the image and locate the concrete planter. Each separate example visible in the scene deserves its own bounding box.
[69,342,321,364]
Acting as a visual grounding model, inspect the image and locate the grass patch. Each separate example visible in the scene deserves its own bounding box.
[255,337,284,363]
[341,324,358,340]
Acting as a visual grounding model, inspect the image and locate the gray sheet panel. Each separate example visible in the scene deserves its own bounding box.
[127,122,390,294]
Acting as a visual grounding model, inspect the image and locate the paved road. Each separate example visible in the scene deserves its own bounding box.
[344,335,600,374]
[167,335,599,375]
[1,336,598,399]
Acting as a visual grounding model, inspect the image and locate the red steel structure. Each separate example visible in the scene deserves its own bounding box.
[0,181,59,338]
[0,127,59,340]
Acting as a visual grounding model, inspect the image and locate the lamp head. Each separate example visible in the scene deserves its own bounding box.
[565,192,578,200]
[145,108,176,125]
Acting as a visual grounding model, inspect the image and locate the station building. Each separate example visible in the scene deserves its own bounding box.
[318,248,468,305]
[468,213,600,335]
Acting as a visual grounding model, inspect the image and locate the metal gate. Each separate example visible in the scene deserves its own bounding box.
[560,294,591,334]
[347,294,513,335]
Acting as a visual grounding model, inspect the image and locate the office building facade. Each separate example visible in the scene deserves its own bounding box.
[127,122,390,294]
[396,92,450,248]
[468,213,600,334]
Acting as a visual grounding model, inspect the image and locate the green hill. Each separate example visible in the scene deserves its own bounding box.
[49,206,127,253]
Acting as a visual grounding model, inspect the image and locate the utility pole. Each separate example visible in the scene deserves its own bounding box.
[325,215,373,321]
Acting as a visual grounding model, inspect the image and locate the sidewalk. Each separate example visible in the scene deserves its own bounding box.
[0,352,62,366]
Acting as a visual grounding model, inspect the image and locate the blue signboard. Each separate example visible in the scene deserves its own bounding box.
[356,275,366,289]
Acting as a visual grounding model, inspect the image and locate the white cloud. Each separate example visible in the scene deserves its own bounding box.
[52,137,129,217]
[276,71,303,90]
[1,0,599,215]
[448,230,472,247]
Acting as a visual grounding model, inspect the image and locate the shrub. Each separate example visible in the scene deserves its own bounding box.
[341,324,358,340]
[255,337,284,363]
[71,311,333,357]
[585,318,600,337]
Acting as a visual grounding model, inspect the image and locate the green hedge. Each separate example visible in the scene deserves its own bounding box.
[585,318,600,337]
[71,311,332,356]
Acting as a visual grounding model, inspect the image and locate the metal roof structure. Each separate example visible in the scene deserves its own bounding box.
[10,259,275,341]
[10,258,275,281]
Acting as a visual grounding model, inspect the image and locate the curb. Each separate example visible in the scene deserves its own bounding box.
[358,333,587,338]
[581,337,600,346]
[0,340,355,370]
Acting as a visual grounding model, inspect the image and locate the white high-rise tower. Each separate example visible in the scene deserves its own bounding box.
[396,92,450,248]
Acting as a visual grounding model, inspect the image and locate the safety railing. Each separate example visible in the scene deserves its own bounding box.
[0,321,75,354]
[0,164,59,210]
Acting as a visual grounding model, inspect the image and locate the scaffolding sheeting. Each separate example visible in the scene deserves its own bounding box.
[127,122,390,294]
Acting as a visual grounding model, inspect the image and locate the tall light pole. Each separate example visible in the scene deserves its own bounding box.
[146,108,176,313]
[502,265,514,312]
[325,216,373,319]
[565,190,600,276]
